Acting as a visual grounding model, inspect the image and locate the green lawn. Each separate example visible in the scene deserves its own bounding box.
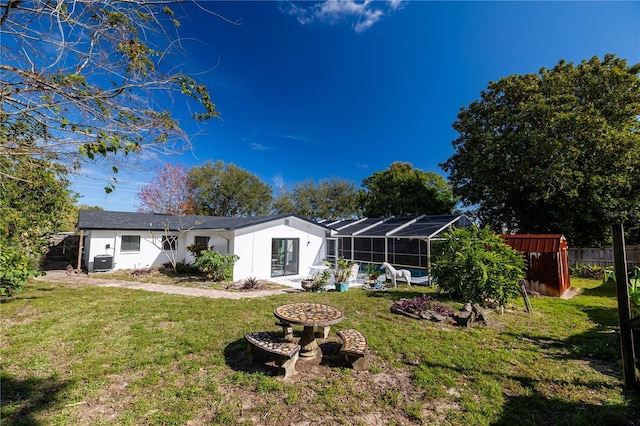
[1,277,638,425]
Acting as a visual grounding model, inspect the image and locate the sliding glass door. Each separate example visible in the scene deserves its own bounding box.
[271,238,299,277]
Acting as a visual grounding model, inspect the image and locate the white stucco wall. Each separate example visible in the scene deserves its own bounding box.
[84,230,189,272]
[182,231,232,263]
[232,217,327,281]
[82,217,328,280]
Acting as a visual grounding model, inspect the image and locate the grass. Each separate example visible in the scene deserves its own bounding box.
[86,268,287,291]
[1,277,639,425]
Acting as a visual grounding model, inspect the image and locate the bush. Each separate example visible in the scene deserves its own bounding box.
[0,245,43,297]
[570,263,605,280]
[432,225,526,307]
[174,261,200,275]
[186,243,208,259]
[240,277,263,290]
[193,251,239,282]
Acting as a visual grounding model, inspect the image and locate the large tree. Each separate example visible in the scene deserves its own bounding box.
[0,0,219,189]
[188,160,273,217]
[361,162,457,217]
[0,156,76,259]
[272,177,361,221]
[441,54,640,246]
[135,164,195,214]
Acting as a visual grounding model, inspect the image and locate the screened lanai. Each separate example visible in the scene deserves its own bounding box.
[323,214,473,282]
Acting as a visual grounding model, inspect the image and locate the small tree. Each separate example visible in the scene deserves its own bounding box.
[149,217,199,273]
[135,164,195,215]
[432,225,526,307]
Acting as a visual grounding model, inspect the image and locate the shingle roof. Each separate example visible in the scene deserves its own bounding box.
[77,210,325,232]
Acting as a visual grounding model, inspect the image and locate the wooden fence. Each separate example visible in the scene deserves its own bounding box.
[569,244,640,268]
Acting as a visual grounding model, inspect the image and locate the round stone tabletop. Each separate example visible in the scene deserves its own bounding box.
[274,303,344,327]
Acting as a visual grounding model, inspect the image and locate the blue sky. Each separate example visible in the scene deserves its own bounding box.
[74,0,640,211]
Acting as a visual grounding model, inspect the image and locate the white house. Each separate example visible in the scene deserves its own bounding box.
[77,210,331,281]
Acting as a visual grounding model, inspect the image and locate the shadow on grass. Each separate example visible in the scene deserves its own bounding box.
[505,278,634,381]
[1,372,72,426]
[493,388,640,425]
[223,334,348,378]
[415,359,639,425]
[580,278,619,299]
[363,289,429,302]
[223,337,272,375]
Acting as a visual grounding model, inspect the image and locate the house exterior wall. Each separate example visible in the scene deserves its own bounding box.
[182,231,232,263]
[232,217,327,281]
[84,230,188,272]
[82,217,328,280]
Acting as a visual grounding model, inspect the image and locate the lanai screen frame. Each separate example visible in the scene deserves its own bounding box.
[329,214,473,279]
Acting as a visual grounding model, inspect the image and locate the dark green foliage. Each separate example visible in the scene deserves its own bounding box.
[173,262,200,276]
[193,251,239,282]
[442,54,640,246]
[570,264,605,280]
[361,162,457,217]
[0,245,43,297]
[186,244,208,258]
[0,157,76,261]
[272,177,361,221]
[188,161,272,217]
[432,225,526,306]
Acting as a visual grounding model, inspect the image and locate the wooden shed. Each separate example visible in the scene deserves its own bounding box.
[501,234,571,297]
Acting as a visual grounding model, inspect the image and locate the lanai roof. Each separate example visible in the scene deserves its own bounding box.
[328,214,472,239]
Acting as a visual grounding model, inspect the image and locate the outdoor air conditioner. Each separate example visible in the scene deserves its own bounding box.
[94,255,113,271]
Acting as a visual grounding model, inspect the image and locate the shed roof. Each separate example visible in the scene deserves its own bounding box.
[77,210,327,232]
[501,234,568,253]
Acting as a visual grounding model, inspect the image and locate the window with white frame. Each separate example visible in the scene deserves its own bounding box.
[121,235,140,252]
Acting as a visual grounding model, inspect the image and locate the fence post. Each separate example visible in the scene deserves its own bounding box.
[612,224,638,390]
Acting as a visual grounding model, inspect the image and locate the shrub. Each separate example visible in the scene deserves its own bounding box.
[186,243,208,259]
[312,270,331,291]
[240,277,263,290]
[0,245,43,297]
[432,225,526,307]
[174,261,200,275]
[193,251,239,282]
[571,263,605,280]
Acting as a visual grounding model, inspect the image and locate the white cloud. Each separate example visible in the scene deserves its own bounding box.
[273,173,286,190]
[280,0,405,33]
[250,142,271,150]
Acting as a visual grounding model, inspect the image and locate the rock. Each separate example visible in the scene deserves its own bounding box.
[472,303,490,326]
[453,310,475,327]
